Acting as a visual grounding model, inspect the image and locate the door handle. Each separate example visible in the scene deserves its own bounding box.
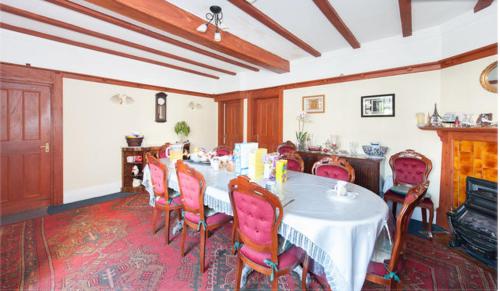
[40,142,50,153]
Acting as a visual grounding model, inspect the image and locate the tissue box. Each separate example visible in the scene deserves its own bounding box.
[275,159,288,184]
[234,142,258,175]
[248,148,268,179]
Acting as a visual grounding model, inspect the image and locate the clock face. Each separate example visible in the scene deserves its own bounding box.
[157,98,165,105]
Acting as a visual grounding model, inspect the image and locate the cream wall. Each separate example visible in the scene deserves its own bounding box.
[63,78,217,203]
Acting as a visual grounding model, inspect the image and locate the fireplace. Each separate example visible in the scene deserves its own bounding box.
[448,176,497,264]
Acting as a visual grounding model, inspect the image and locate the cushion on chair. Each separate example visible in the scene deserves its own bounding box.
[239,245,304,270]
[184,211,232,226]
[393,158,427,185]
[315,165,350,181]
[389,185,412,195]
[286,159,302,172]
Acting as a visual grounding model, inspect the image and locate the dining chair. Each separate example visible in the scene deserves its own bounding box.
[214,145,232,156]
[158,142,171,158]
[279,151,305,172]
[277,140,297,155]
[175,160,233,273]
[383,149,434,238]
[312,156,355,182]
[228,176,309,291]
[366,180,430,290]
[145,153,182,244]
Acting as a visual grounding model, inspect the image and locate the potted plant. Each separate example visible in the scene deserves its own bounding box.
[174,121,190,142]
[296,111,308,150]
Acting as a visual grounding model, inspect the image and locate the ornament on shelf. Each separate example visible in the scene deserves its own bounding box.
[430,103,442,127]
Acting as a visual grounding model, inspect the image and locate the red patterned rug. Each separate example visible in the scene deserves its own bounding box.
[0,194,496,290]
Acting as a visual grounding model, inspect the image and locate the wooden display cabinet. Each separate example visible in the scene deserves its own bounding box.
[121,146,160,192]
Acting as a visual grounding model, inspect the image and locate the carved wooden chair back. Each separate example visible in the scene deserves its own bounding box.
[389,149,432,187]
[158,142,171,158]
[175,160,207,220]
[145,153,168,199]
[228,176,283,265]
[279,151,305,172]
[312,156,355,182]
[277,140,297,155]
[214,145,232,156]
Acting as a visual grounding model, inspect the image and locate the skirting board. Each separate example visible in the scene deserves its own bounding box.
[63,181,122,204]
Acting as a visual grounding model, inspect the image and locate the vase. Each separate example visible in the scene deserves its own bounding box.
[298,139,306,151]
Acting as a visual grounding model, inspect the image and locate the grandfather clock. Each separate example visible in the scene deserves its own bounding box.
[155,92,167,122]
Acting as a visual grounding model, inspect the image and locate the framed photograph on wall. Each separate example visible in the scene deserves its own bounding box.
[302,95,325,113]
[361,94,395,117]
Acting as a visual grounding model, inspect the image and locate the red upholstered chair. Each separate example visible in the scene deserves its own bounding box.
[214,145,232,156]
[158,142,171,158]
[366,181,429,290]
[145,153,182,244]
[383,150,434,238]
[279,151,305,172]
[228,176,309,291]
[277,141,297,155]
[175,160,232,273]
[312,156,355,183]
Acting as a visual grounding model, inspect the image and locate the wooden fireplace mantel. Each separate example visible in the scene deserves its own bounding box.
[420,126,498,228]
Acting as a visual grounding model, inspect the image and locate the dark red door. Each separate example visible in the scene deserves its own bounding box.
[221,99,243,149]
[250,96,280,151]
[0,81,53,215]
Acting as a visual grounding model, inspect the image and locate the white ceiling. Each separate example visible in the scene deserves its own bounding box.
[0,0,484,79]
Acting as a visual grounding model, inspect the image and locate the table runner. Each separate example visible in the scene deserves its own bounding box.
[144,159,388,291]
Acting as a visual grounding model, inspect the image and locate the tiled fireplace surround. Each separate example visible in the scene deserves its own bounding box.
[428,127,498,228]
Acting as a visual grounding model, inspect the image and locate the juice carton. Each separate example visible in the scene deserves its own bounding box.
[275,159,288,184]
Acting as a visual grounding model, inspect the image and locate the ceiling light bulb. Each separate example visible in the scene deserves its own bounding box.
[214,31,221,42]
[196,23,208,33]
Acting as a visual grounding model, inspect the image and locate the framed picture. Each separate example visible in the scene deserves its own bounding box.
[302,95,325,113]
[361,94,395,117]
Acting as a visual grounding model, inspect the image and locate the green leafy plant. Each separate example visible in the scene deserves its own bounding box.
[174,121,190,140]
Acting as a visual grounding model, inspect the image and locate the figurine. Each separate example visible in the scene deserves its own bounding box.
[430,103,442,127]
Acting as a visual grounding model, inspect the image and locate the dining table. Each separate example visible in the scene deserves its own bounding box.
[144,158,389,291]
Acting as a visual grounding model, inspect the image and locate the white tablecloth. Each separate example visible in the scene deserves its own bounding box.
[145,159,388,291]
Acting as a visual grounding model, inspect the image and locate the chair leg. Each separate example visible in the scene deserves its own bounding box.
[200,227,207,273]
[428,205,434,239]
[420,207,428,235]
[301,256,309,291]
[392,201,398,218]
[271,276,279,291]
[180,221,187,257]
[165,209,171,244]
[235,256,243,291]
[152,207,159,234]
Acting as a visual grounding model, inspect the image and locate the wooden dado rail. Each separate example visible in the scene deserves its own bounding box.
[420,127,498,228]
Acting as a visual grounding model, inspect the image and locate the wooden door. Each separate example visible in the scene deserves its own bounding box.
[219,99,243,149]
[0,81,53,214]
[249,96,280,151]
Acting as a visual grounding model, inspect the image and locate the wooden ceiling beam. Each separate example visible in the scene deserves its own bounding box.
[228,0,321,57]
[0,22,219,79]
[85,0,290,73]
[45,0,259,72]
[474,0,494,12]
[312,0,360,49]
[0,4,236,76]
[398,0,412,37]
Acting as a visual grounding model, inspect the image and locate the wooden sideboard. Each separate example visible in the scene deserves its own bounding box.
[122,146,160,193]
[297,151,384,194]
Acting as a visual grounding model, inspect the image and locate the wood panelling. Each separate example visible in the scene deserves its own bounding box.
[474,0,494,12]
[228,0,321,57]
[420,127,498,228]
[1,62,212,98]
[0,4,236,76]
[86,0,290,73]
[46,0,259,72]
[398,0,412,37]
[312,0,360,49]
[0,23,220,79]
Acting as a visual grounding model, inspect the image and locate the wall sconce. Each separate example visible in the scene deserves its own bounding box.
[110,94,134,105]
[155,92,167,122]
[188,101,202,110]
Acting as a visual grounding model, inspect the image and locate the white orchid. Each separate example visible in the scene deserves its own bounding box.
[296,111,308,149]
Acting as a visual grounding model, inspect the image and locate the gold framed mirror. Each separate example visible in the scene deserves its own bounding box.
[480,61,498,93]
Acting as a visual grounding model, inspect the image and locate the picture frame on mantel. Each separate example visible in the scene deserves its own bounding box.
[302,95,325,113]
[361,94,395,117]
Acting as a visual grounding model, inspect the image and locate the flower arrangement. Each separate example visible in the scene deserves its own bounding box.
[295,111,308,150]
[174,121,190,142]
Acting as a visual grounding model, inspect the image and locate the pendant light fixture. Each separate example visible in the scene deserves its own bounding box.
[196,5,223,42]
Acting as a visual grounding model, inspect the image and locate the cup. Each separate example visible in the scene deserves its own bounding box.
[210,158,220,171]
[416,112,426,127]
[333,181,347,196]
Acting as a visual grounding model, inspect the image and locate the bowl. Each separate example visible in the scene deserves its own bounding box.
[126,136,143,147]
[362,145,388,157]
